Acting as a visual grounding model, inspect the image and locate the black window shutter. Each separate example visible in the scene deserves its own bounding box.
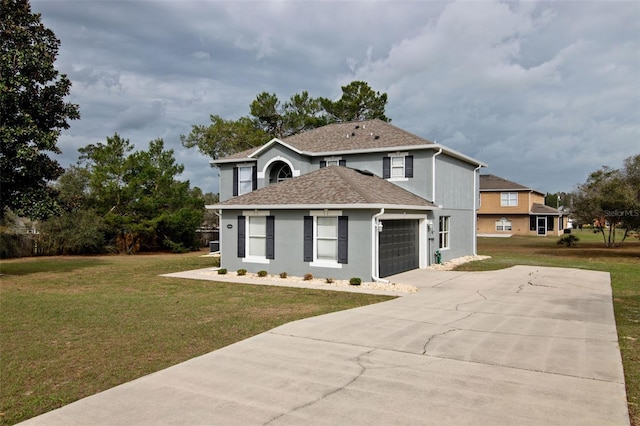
[339,160,346,167]
[383,157,391,179]
[338,216,348,264]
[237,216,246,258]
[266,216,275,260]
[232,167,239,196]
[547,216,554,231]
[252,166,258,190]
[405,155,413,178]
[529,216,536,231]
[303,216,313,262]
[320,161,326,168]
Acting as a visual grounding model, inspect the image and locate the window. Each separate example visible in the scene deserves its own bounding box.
[269,162,292,184]
[233,165,257,196]
[495,218,512,231]
[500,192,518,206]
[320,157,346,168]
[304,213,348,267]
[439,216,450,249]
[383,154,413,179]
[237,214,274,262]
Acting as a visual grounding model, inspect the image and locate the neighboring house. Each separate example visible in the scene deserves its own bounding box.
[477,174,565,237]
[210,119,486,281]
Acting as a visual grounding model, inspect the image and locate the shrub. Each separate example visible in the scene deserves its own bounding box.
[257,270,268,277]
[325,278,334,283]
[557,234,580,247]
[218,268,227,275]
[279,272,288,278]
[303,273,313,281]
[349,277,362,286]
[237,269,247,276]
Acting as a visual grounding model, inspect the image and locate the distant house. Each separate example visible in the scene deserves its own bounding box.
[477,174,565,237]
[210,119,486,280]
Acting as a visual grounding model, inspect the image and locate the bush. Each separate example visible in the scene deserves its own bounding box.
[257,270,268,277]
[218,268,227,275]
[237,269,247,276]
[349,277,362,286]
[303,273,313,281]
[279,272,288,278]
[325,278,334,283]
[557,234,580,247]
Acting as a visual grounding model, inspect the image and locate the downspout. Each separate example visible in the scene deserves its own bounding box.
[472,165,481,256]
[371,208,388,283]
[432,148,443,204]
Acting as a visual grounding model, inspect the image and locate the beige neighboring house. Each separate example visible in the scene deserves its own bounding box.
[478,174,565,237]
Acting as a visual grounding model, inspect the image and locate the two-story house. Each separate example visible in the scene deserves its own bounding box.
[477,174,565,237]
[210,119,486,281]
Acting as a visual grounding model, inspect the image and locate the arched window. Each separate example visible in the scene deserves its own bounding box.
[269,162,292,184]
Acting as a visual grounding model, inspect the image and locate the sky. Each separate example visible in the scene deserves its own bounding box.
[32,0,640,195]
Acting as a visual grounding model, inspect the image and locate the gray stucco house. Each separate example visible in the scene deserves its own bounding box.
[210,119,486,281]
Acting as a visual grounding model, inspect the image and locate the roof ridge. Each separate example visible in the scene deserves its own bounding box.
[332,166,376,203]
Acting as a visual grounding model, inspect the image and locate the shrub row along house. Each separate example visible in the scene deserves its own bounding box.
[210,119,486,281]
[477,174,565,237]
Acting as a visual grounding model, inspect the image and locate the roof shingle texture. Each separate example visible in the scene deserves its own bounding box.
[218,119,433,160]
[530,203,561,215]
[480,174,532,191]
[217,166,436,208]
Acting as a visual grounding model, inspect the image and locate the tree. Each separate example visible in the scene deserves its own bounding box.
[572,154,640,247]
[181,81,390,161]
[0,0,80,220]
[321,81,390,123]
[77,134,204,253]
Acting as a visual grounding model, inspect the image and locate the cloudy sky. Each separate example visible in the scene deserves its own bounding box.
[32,0,639,195]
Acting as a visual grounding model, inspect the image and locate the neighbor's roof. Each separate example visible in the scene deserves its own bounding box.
[214,119,486,166]
[480,174,542,194]
[530,203,562,215]
[212,166,438,210]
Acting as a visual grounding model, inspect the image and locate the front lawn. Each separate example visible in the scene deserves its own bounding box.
[455,231,640,425]
[0,252,394,425]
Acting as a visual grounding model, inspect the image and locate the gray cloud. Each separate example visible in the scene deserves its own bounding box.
[32,0,639,194]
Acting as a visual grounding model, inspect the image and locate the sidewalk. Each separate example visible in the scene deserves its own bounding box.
[19,266,629,425]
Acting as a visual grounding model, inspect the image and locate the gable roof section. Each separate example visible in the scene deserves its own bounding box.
[213,166,437,210]
[480,174,542,194]
[213,119,486,167]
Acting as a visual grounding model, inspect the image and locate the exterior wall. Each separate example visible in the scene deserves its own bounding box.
[477,214,564,236]
[434,209,475,263]
[219,209,374,281]
[478,190,532,214]
[435,155,477,209]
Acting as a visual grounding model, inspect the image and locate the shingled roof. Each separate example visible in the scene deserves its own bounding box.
[214,166,437,210]
[530,203,562,215]
[480,174,540,193]
[215,119,445,162]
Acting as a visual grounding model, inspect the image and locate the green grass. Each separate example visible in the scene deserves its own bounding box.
[0,252,394,425]
[455,231,640,425]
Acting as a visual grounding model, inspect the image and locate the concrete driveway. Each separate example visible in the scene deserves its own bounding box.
[20,266,629,425]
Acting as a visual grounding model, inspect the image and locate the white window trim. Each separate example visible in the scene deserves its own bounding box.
[495,217,512,231]
[500,192,518,207]
[439,216,450,250]
[387,152,409,182]
[242,210,270,264]
[323,156,342,166]
[309,210,343,269]
[258,156,300,179]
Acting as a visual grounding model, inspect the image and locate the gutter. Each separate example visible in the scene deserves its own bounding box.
[371,208,388,283]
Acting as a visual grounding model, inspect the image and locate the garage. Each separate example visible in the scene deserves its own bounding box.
[378,219,419,277]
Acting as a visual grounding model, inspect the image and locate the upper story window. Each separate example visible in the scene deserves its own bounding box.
[500,192,518,206]
[320,157,346,168]
[383,153,413,180]
[233,165,257,196]
[269,162,292,184]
